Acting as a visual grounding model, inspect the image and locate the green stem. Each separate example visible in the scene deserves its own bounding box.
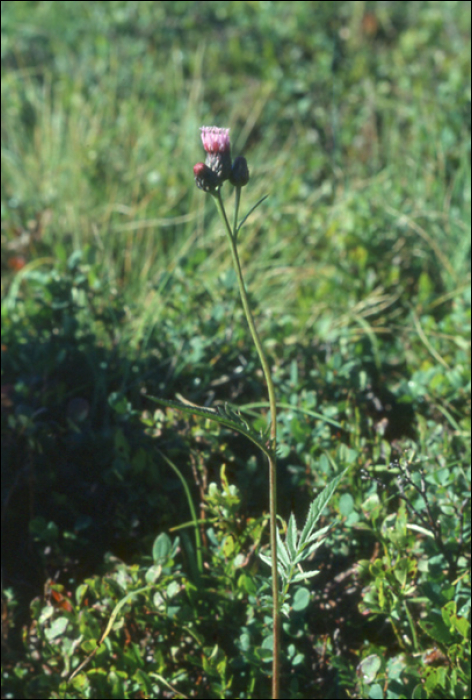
[213,188,280,699]
[233,186,241,240]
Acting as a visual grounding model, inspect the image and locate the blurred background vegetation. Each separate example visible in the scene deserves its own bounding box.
[1,1,470,698]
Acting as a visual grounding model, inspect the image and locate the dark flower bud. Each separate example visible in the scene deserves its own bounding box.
[230,156,249,187]
[193,162,220,193]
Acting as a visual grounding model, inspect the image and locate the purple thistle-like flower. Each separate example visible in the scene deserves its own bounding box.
[199,126,232,183]
[200,126,231,155]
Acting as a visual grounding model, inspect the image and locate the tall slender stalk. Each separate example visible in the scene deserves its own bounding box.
[193,126,280,697]
[213,188,280,699]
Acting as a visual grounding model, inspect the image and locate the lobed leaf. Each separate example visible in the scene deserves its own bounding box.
[149,396,274,458]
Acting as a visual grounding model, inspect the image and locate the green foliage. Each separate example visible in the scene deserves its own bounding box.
[260,471,348,610]
[149,395,274,458]
[1,1,470,699]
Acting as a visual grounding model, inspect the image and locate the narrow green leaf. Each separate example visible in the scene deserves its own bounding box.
[304,539,328,560]
[237,194,269,233]
[285,513,298,560]
[291,570,320,584]
[259,553,273,569]
[302,524,332,547]
[292,538,326,568]
[299,471,347,546]
[276,528,291,571]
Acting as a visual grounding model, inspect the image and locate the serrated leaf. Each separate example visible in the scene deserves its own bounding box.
[222,403,250,428]
[302,524,332,548]
[300,471,347,546]
[275,529,291,571]
[149,396,274,458]
[304,539,327,560]
[291,530,331,569]
[259,553,273,569]
[291,538,326,568]
[285,513,298,560]
[298,524,332,559]
[291,570,320,584]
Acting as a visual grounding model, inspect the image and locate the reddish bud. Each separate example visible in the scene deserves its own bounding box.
[193,162,220,193]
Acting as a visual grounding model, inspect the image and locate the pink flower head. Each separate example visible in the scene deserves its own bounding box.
[200,126,231,154]
[194,126,233,190]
